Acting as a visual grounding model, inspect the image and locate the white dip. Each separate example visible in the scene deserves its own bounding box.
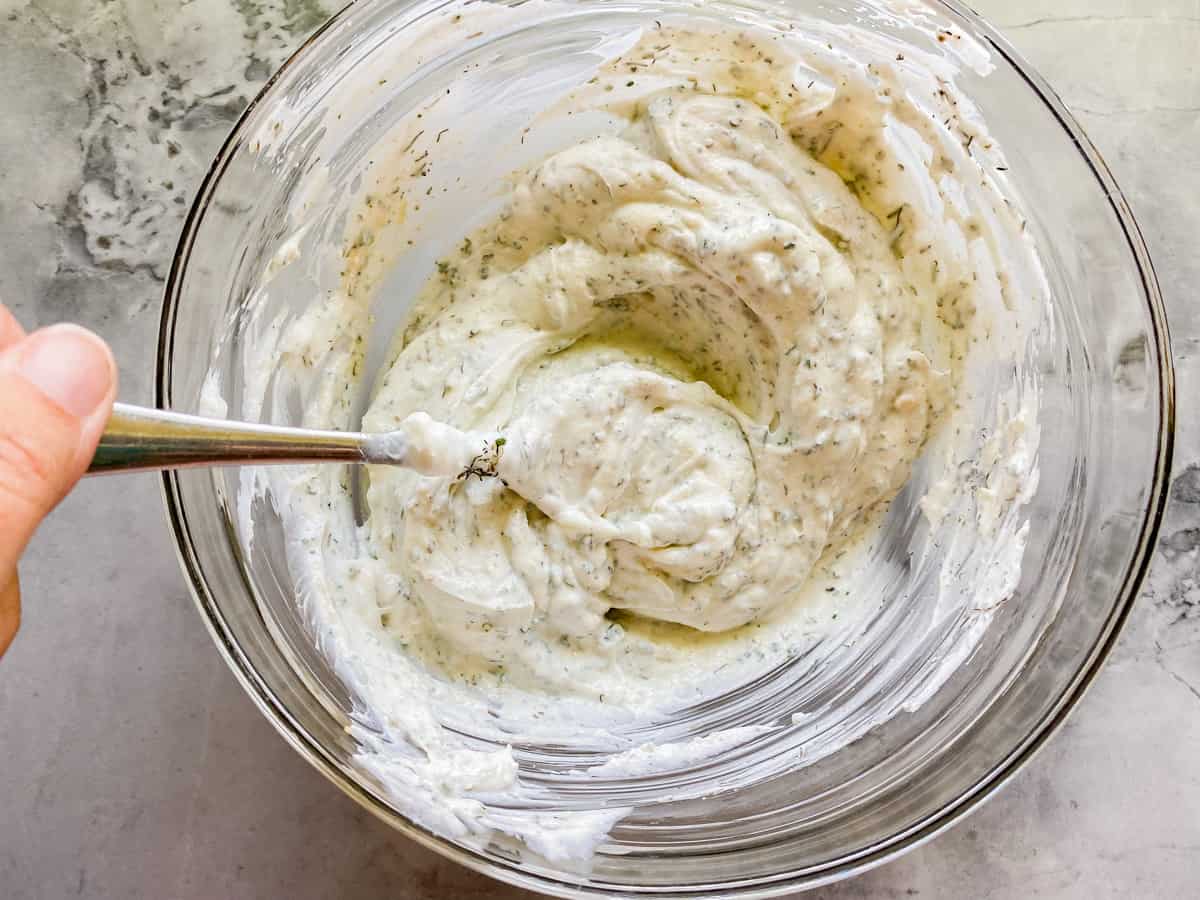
[365,81,950,691]
[225,5,1044,865]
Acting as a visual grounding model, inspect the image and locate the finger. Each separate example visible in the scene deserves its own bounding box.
[0,305,25,352]
[0,324,117,580]
[0,574,18,659]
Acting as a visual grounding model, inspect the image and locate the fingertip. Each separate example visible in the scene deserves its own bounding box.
[0,326,117,572]
[14,324,117,420]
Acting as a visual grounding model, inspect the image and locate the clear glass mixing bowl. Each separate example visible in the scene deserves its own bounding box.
[157,0,1174,895]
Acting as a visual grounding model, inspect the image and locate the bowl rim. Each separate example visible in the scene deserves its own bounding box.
[155,0,1176,895]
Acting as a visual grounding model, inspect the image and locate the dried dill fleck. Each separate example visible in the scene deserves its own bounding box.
[457,437,507,482]
[401,130,424,153]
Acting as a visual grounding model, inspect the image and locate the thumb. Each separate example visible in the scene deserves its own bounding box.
[0,324,117,580]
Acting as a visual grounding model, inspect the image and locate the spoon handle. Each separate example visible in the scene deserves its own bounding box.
[88,402,370,475]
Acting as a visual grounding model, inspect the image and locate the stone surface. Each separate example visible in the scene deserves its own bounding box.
[1,1,1197,897]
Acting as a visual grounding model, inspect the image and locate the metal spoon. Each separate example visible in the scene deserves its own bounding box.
[87,402,477,477]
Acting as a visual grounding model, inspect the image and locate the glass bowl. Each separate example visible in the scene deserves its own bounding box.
[157,0,1174,895]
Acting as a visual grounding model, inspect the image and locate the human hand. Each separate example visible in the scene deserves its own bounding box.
[1,304,116,658]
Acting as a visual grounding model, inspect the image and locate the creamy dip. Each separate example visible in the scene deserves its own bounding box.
[229,5,1043,863]
[363,81,949,699]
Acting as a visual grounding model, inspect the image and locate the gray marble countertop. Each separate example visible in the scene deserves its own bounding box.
[1,1,1197,897]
